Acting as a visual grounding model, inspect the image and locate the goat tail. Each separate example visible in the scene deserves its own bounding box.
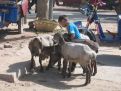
[91,51,97,61]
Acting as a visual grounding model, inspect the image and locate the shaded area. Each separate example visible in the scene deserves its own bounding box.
[53,8,79,12]
[20,68,86,90]
[24,28,36,33]
[7,59,86,88]
[19,53,121,90]
[0,29,19,39]
[93,31,121,47]
[98,14,117,23]
[7,60,31,78]
[97,54,121,67]
[0,29,36,43]
[24,28,54,34]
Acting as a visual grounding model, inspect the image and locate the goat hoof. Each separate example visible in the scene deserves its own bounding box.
[58,68,61,71]
[67,73,71,78]
[62,75,66,78]
[83,83,88,86]
[39,68,44,72]
[30,68,35,73]
[46,67,49,71]
[92,72,97,76]
[84,82,89,86]
[81,73,86,76]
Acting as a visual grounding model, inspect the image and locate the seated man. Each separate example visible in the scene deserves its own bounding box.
[58,15,89,41]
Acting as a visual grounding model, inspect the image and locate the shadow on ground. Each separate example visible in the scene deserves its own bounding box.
[97,54,121,67]
[19,67,86,90]
[0,29,19,39]
[7,60,31,78]
[6,59,86,89]
[0,29,36,43]
[94,32,121,47]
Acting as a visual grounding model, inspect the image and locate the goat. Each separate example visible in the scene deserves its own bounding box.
[28,35,54,72]
[72,39,99,53]
[52,33,98,75]
[53,32,97,85]
[70,39,98,75]
[62,33,98,75]
[48,45,62,71]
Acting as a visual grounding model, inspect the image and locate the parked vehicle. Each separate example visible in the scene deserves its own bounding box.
[0,0,28,34]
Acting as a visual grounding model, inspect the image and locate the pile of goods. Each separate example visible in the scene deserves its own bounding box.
[34,19,62,32]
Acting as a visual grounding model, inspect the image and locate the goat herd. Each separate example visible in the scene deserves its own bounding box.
[28,32,99,86]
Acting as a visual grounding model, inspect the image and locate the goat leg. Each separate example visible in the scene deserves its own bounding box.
[81,66,86,76]
[62,59,67,78]
[30,56,36,72]
[46,57,52,70]
[87,65,91,84]
[87,64,92,84]
[92,60,97,76]
[88,63,93,76]
[58,58,61,71]
[70,62,76,72]
[67,62,72,78]
[84,66,91,86]
[39,55,44,72]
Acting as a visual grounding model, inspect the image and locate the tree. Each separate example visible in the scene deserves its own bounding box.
[36,0,49,19]
[36,0,53,19]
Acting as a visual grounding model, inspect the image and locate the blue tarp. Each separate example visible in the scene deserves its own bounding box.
[0,5,18,23]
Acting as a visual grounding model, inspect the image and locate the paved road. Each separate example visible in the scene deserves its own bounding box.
[28,6,117,23]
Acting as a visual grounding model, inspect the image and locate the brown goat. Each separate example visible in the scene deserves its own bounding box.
[29,36,61,72]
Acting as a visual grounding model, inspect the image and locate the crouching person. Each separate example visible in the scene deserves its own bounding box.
[58,15,90,41]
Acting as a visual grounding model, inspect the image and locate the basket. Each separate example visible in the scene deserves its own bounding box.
[34,19,61,32]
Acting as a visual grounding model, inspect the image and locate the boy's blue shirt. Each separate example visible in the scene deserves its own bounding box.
[67,23,81,39]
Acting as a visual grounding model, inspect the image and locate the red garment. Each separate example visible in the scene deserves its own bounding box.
[21,0,28,16]
[90,0,105,6]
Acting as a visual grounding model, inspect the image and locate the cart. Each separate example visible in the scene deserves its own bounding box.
[0,0,28,34]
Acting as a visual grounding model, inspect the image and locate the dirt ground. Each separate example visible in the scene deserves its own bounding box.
[0,6,121,91]
[0,28,121,91]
